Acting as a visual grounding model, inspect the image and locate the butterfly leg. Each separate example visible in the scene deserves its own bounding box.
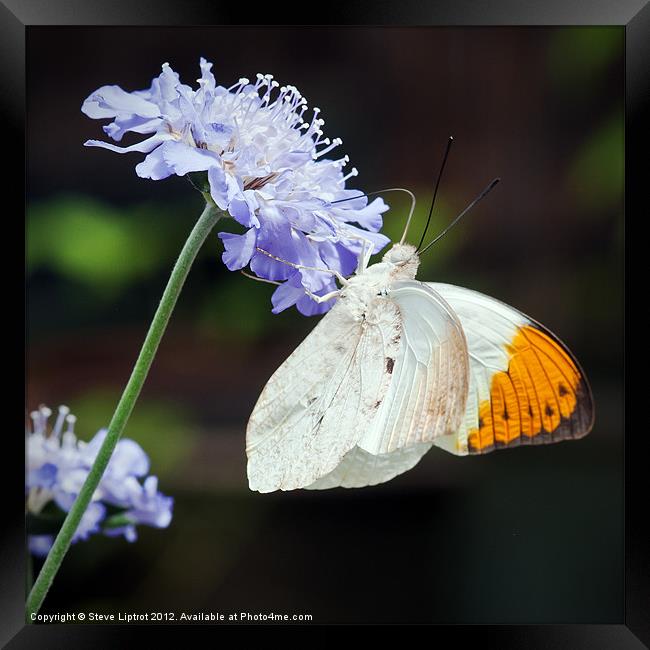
[240,270,281,286]
[241,268,339,304]
[304,288,341,304]
[340,232,374,273]
[255,247,350,286]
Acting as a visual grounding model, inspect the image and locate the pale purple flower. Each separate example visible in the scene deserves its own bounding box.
[70,501,106,542]
[29,535,54,557]
[26,405,173,557]
[103,476,173,543]
[82,58,390,314]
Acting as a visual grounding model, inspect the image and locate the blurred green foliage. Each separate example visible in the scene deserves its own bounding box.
[568,112,623,212]
[198,275,281,341]
[372,193,459,276]
[547,27,622,88]
[547,27,623,215]
[27,196,194,296]
[27,191,463,344]
[70,389,198,478]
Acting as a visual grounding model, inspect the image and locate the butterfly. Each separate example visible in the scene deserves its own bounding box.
[245,141,594,493]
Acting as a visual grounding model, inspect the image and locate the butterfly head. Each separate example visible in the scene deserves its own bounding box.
[382,243,420,281]
[340,243,419,321]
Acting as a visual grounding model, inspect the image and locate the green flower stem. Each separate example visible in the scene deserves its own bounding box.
[26,547,33,595]
[26,199,222,620]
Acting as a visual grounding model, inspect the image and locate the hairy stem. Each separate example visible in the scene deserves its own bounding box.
[26,200,221,619]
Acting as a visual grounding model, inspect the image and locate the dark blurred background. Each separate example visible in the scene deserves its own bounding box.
[27,27,623,623]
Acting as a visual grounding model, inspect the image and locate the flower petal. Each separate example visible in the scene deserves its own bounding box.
[271,273,305,314]
[296,292,334,316]
[334,197,389,232]
[208,166,229,210]
[103,524,138,542]
[218,228,257,271]
[317,240,359,277]
[109,440,150,479]
[82,85,161,119]
[28,463,58,490]
[160,141,220,176]
[103,116,162,142]
[341,224,391,254]
[72,502,106,542]
[124,475,174,529]
[135,146,174,180]
[29,535,54,558]
[271,150,312,170]
[249,250,293,282]
[199,57,216,91]
[84,131,172,154]
[228,196,260,228]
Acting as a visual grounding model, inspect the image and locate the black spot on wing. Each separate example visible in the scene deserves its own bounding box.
[386,357,395,374]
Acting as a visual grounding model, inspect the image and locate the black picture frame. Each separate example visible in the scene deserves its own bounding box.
[6,1,646,646]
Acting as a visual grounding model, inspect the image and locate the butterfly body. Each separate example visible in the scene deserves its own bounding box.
[334,243,420,320]
[246,242,594,493]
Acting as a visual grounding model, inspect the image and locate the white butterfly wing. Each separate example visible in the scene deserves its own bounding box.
[428,283,594,456]
[246,296,402,493]
[358,281,470,454]
[305,443,433,490]
[307,281,470,489]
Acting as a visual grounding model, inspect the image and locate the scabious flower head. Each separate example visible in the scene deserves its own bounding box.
[26,405,173,557]
[82,58,390,315]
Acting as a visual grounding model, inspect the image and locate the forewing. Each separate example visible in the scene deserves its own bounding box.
[428,283,595,456]
[246,298,402,492]
[358,281,470,457]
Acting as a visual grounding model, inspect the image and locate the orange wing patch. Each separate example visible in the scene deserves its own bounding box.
[467,325,593,454]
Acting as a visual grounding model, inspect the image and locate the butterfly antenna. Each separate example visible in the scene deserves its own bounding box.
[331,188,416,244]
[416,136,454,252]
[419,177,501,256]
